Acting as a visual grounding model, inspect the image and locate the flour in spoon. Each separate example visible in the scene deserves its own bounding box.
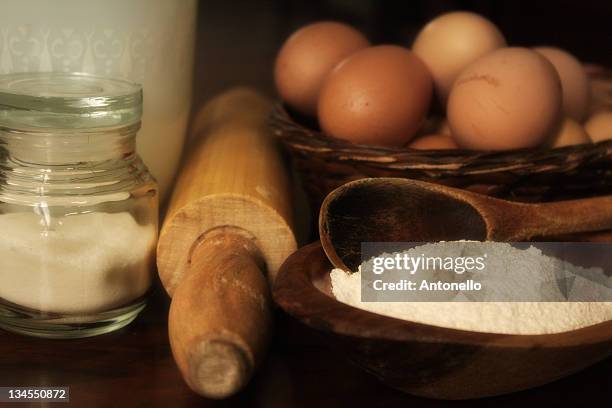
[331,242,612,334]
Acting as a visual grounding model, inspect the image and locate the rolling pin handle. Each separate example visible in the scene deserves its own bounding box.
[168,227,272,399]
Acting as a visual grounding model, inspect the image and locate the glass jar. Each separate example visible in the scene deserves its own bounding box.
[0,0,197,200]
[0,72,158,338]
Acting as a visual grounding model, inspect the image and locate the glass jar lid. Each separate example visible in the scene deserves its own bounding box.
[0,72,142,130]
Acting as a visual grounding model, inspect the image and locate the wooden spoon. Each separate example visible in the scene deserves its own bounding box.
[320,177,612,271]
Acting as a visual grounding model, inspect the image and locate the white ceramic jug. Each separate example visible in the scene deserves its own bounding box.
[0,0,197,200]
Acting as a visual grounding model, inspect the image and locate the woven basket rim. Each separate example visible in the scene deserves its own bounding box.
[271,103,612,176]
[274,102,610,151]
[270,68,612,176]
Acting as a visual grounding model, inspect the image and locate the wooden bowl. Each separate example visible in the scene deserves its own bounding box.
[273,242,612,400]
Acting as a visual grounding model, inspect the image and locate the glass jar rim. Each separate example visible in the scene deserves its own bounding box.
[0,72,142,130]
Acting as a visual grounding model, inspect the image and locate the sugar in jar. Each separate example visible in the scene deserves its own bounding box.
[0,73,158,338]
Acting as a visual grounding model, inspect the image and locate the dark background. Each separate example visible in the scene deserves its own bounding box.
[193,0,612,107]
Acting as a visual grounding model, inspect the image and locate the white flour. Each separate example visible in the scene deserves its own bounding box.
[331,242,612,334]
[0,211,156,314]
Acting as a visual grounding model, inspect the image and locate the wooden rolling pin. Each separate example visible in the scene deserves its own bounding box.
[157,88,296,399]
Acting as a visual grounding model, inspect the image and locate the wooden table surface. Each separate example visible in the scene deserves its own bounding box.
[1,277,611,408]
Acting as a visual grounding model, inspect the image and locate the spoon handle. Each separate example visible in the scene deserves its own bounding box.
[507,195,612,240]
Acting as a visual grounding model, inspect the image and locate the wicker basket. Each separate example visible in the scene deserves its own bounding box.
[270,69,612,211]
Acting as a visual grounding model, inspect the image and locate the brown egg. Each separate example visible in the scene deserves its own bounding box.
[534,47,591,122]
[318,45,433,146]
[585,110,612,142]
[447,47,562,150]
[412,11,506,105]
[409,133,458,150]
[550,117,591,148]
[274,21,369,116]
